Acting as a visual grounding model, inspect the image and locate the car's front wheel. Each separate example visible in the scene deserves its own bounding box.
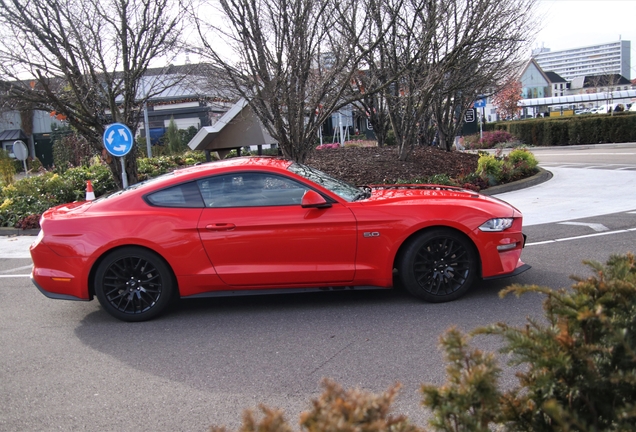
[94,247,175,322]
[399,229,477,302]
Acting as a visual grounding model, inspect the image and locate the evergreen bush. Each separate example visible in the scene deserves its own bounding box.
[208,253,636,431]
[476,154,503,184]
[0,149,16,186]
[487,113,636,146]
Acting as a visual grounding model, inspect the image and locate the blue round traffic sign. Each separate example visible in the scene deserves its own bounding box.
[103,123,134,157]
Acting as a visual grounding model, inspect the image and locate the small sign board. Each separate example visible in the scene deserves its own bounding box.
[13,140,28,161]
[461,109,478,135]
[473,97,487,108]
[103,123,134,157]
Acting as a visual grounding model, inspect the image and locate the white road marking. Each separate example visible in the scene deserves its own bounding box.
[0,264,33,274]
[0,274,30,278]
[536,153,636,156]
[558,222,609,232]
[526,227,636,246]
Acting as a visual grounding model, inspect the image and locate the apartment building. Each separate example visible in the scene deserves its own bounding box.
[533,40,631,81]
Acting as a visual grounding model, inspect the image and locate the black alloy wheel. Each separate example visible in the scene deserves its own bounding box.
[399,228,477,302]
[94,247,174,322]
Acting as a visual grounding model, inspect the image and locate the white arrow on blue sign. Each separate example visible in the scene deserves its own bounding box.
[103,123,134,157]
[473,98,487,108]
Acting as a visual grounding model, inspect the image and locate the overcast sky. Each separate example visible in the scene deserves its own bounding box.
[533,0,636,77]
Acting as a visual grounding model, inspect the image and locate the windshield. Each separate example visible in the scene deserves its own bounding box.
[288,163,369,202]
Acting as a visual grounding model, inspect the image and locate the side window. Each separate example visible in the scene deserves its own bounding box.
[198,172,309,208]
[145,182,204,208]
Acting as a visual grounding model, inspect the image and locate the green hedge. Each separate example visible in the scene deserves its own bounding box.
[485,112,636,146]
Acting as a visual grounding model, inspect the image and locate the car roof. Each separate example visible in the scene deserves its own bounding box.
[171,156,294,178]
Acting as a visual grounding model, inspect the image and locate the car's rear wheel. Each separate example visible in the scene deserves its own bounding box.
[94,247,174,322]
[399,228,477,302]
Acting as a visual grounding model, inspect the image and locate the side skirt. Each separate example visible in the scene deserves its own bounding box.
[182,285,388,299]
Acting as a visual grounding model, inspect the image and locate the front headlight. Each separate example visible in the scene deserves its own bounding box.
[479,218,514,232]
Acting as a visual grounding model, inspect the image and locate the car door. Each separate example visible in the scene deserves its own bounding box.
[196,171,357,286]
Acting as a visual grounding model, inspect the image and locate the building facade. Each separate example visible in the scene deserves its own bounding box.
[533,40,631,81]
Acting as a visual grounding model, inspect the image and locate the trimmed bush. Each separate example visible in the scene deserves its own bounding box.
[476,154,503,184]
[487,112,636,146]
[475,149,538,186]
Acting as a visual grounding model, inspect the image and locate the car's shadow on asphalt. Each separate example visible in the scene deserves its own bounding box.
[72,276,545,396]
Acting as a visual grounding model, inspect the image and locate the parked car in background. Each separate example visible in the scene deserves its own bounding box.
[31,157,530,321]
[597,103,627,114]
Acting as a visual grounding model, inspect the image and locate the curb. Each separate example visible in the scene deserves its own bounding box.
[0,228,40,237]
[479,167,553,196]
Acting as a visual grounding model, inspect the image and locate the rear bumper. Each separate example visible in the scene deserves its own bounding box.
[31,276,88,301]
[30,241,91,301]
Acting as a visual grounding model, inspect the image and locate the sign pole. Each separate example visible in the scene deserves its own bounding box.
[120,158,128,188]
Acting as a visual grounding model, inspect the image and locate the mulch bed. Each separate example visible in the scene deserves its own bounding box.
[306,146,480,185]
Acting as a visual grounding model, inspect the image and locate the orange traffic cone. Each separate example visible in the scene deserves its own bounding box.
[86,180,95,201]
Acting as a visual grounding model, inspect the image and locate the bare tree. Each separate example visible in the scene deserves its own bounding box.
[360,0,536,156]
[0,0,187,187]
[349,71,392,147]
[190,0,536,162]
[191,0,385,163]
[358,0,442,160]
[429,0,536,151]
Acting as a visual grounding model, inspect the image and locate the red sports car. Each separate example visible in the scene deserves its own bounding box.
[30,157,529,321]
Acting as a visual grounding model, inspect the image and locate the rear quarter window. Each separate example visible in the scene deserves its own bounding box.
[145,182,205,208]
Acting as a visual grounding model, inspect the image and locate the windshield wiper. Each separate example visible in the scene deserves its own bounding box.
[353,186,372,201]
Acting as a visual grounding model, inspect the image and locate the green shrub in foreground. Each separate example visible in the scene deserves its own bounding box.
[209,253,636,431]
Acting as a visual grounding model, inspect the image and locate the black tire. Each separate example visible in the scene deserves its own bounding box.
[94,247,175,322]
[399,229,477,303]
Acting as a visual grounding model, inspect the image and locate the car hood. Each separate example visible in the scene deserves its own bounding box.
[361,184,521,215]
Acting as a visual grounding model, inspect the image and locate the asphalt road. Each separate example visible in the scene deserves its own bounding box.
[1,144,636,431]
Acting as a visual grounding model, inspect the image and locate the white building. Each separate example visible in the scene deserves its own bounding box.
[533,40,631,81]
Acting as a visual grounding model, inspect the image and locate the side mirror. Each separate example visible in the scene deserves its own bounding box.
[301,190,332,209]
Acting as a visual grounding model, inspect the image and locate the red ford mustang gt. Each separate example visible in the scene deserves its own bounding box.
[30,157,529,321]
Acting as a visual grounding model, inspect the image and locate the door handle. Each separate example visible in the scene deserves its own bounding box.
[205,223,236,231]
